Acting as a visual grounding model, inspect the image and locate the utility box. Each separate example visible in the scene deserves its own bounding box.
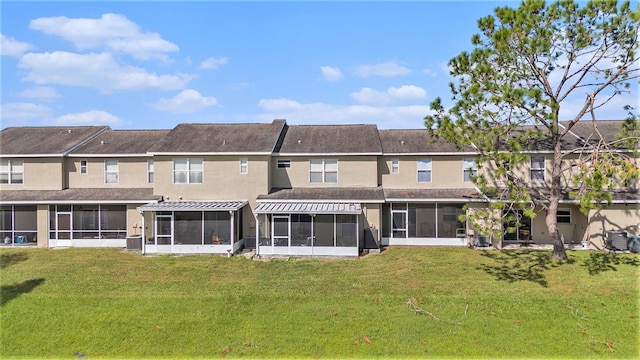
[606,231,628,251]
[126,236,142,251]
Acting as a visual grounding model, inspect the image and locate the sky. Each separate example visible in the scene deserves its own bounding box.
[1,0,637,130]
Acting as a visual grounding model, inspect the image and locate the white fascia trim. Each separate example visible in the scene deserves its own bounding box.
[559,199,640,204]
[68,154,151,158]
[385,198,487,203]
[382,152,478,156]
[273,152,382,156]
[256,199,385,204]
[0,199,160,205]
[148,152,273,156]
[0,154,64,158]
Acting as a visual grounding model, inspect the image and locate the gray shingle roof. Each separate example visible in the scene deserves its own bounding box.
[383,188,484,201]
[71,129,170,155]
[147,120,286,153]
[0,126,108,155]
[258,187,385,202]
[0,188,161,203]
[379,129,474,153]
[277,124,382,154]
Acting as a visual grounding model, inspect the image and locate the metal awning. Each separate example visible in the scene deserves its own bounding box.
[137,200,248,212]
[254,202,361,214]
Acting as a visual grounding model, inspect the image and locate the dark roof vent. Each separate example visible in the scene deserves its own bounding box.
[298,140,302,144]
[100,140,105,145]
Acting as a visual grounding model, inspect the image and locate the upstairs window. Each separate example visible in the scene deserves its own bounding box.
[531,157,545,182]
[0,160,24,184]
[80,160,88,174]
[463,158,477,182]
[310,159,337,183]
[417,158,432,183]
[391,158,400,174]
[240,158,248,174]
[174,158,203,184]
[147,160,154,183]
[277,159,291,169]
[104,160,118,184]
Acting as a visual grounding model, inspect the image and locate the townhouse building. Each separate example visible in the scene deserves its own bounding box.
[1,119,637,255]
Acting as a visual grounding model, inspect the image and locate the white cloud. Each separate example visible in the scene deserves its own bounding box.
[29,13,178,61]
[18,51,193,93]
[152,89,218,113]
[16,86,61,101]
[199,57,228,70]
[256,97,431,129]
[320,66,343,81]
[0,102,52,120]
[0,34,34,57]
[353,61,411,77]
[559,89,639,121]
[54,110,123,126]
[422,68,437,76]
[351,85,427,105]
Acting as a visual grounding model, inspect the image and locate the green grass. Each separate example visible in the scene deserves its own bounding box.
[1,247,638,359]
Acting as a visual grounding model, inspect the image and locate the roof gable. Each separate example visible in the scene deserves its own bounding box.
[148,120,286,154]
[278,124,382,154]
[0,126,109,156]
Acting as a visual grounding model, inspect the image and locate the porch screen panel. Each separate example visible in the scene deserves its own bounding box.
[100,205,127,239]
[314,214,334,246]
[409,204,436,237]
[437,205,465,238]
[175,212,202,245]
[73,205,99,239]
[1,206,11,241]
[291,214,312,246]
[205,212,231,244]
[336,214,357,247]
[14,206,37,242]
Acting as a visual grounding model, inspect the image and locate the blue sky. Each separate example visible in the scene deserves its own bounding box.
[1,1,637,130]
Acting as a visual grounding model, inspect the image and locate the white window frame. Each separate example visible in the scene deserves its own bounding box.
[240,158,248,174]
[147,160,154,183]
[391,158,400,174]
[309,158,338,184]
[104,160,118,184]
[277,159,291,169]
[556,209,571,224]
[0,159,24,184]
[80,160,88,175]
[417,158,432,183]
[463,158,477,183]
[173,158,203,184]
[530,157,545,182]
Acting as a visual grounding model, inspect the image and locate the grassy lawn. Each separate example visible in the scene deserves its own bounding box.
[1,247,638,359]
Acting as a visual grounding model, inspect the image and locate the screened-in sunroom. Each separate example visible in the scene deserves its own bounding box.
[253,202,361,257]
[137,201,247,255]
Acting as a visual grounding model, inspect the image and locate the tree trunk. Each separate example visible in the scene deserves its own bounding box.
[549,135,568,261]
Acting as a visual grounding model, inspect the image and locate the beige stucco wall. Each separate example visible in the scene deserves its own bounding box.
[66,157,153,188]
[126,204,145,238]
[587,204,640,249]
[380,155,477,189]
[0,158,64,191]
[36,205,49,248]
[272,156,378,188]
[153,155,270,204]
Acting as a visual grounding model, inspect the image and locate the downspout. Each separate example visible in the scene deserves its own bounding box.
[255,213,260,258]
[139,209,146,255]
[229,210,234,257]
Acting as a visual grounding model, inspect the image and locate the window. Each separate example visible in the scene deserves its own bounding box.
[417,158,432,182]
[80,160,88,174]
[173,158,203,184]
[310,159,337,183]
[147,160,154,183]
[391,158,400,173]
[531,157,545,182]
[277,159,291,169]
[240,158,248,174]
[104,160,118,184]
[463,158,477,182]
[557,210,571,223]
[0,160,24,184]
